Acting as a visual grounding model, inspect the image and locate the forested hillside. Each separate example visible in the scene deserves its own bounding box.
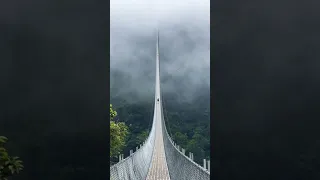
[111,85,210,165]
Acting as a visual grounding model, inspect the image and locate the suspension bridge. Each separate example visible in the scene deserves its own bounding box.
[110,32,210,180]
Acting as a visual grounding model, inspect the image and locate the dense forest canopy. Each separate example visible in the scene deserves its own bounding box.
[110,90,210,165]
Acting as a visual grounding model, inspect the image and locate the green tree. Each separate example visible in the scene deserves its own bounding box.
[136,130,148,145]
[0,136,23,180]
[110,104,117,120]
[110,104,129,158]
[186,129,208,164]
[173,132,188,147]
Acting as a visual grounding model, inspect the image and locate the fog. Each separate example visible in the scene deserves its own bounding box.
[110,0,210,103]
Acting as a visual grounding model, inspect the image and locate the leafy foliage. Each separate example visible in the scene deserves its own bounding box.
[110,101,153,156]
[172,132,188,147]
[110,104,129,158]
[136,131,149,145]
[110,104,117,120]
[0,136,23,180]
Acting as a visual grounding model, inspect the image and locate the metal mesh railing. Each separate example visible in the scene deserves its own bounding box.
[110,98,210,180]
[160,97,210,180]
[110,104,156,180]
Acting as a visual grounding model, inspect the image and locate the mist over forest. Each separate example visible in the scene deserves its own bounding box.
[110,0,210,103]
[110,0,211,165]
[110,27,210,103]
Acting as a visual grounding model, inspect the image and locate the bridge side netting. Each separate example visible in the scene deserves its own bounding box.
[110,104,156,180]
[160,100,210,180]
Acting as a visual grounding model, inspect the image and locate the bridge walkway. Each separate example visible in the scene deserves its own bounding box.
[146,31,170,180]
[146,99,170,180]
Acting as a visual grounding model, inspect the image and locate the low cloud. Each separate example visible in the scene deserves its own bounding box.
[110,0,210,103]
